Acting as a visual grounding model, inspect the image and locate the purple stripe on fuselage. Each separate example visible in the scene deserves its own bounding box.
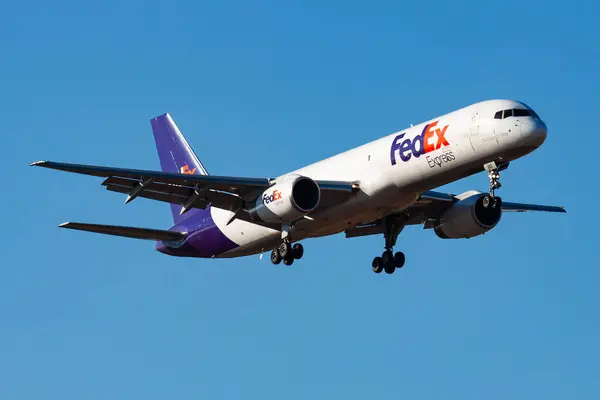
[155,207,238,258]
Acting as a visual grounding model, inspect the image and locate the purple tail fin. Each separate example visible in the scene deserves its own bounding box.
[150,113,208,224]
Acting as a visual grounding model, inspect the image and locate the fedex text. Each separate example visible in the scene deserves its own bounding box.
[390,121,453,167]
[263,190,283,204]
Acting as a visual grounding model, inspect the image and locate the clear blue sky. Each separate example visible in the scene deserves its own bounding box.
[1,1,597,398]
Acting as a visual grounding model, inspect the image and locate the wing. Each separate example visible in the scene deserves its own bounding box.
[345,189,566,238]
[32,161,358,224]
[499,201,567,213]
[32,160,271,195]
[416,191,566,215]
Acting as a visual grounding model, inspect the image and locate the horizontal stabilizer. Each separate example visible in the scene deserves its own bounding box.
[58,222,186,242]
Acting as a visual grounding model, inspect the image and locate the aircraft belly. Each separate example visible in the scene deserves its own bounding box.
[217,188,419,258]
[211,207,278,245]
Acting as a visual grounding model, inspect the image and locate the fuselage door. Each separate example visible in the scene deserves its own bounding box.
[468,111,481,151]
[470,111,480,135]
[470,109,498,153]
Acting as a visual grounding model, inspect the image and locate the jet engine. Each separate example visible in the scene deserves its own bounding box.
[434,191,502,239]
[248,175,320,223]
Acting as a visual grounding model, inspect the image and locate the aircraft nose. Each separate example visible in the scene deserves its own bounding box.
[521,118,547,147]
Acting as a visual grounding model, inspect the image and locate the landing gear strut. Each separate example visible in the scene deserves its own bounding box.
[372,214,406,274]
[484,161,509,197]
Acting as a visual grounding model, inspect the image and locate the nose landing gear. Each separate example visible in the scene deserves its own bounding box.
[484,161,509,197]
[488,169,501,197]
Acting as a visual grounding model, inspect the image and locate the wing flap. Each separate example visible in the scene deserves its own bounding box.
[104,182,246,212]
[345,221,384,238]
[105,184,190,206]
[102,177,193,198]
[419,191,455,203]
[58,222,186,241]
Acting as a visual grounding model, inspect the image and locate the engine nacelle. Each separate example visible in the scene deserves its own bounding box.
[248,175,320,223]
[434,191,502,239]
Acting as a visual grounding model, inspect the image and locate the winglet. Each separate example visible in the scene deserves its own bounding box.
[30,160,48,167]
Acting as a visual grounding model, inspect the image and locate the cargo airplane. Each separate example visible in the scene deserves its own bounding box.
[32,100,566,274]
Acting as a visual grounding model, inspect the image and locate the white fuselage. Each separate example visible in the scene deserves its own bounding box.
[213,99,547,257]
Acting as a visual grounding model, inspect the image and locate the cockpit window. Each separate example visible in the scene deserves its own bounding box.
[494,108,540,119]
[513,108,530,117]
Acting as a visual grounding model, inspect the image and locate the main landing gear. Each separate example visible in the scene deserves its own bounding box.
[372,250,405,274]
[270,241,304,266]
[270,221,304,266]
[372,215,406,275]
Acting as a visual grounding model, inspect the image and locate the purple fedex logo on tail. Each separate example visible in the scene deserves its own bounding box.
[390,121,452,166]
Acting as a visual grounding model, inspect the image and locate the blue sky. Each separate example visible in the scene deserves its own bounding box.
[1,0,597,398]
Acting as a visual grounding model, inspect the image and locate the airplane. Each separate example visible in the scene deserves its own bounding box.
[31,99,566,274]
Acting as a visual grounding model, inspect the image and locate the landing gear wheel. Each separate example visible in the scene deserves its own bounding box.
[393,252,405,269]
[278,242,291,259]
[372,257,383,273]
[382,250,394,265]
[292,243,304,259]
[384,262,396,274]
[382,250,395,274]
[270,249,282,265]
[482,194,501,210]
[283,256,294,266]
[482,195,491,208]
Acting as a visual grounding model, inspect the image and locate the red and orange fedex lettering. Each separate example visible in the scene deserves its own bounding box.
[390,121,450,165]
[263,189,283,204]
